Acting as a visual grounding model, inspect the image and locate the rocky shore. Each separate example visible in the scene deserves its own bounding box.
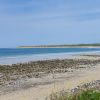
[72,80,100,94]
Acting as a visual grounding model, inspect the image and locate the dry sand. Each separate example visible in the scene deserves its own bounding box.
[0,55,100,100]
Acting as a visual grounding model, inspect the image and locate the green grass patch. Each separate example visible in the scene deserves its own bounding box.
[50,90,100,100]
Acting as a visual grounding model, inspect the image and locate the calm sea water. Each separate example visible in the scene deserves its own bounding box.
[0,48,100,58]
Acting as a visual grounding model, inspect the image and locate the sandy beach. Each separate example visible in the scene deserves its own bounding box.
[0,54,100,100]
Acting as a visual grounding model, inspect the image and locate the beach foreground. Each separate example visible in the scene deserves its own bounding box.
[0,54,100,100]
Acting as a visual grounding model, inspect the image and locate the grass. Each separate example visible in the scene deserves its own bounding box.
[50,90,100,100]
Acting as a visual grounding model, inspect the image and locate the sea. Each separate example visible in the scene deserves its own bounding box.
[0,48,100,65]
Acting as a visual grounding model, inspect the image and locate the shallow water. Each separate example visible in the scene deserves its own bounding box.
[0,48,100,58]
[0,48,100,65]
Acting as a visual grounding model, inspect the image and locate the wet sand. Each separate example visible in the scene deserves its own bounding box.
[0,54,100,100]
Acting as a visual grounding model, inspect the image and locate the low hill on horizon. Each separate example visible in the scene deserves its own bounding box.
[18,43,100,48]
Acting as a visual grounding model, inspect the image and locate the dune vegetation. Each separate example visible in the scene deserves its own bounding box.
[50,80,100,100]
[50,89,100,100]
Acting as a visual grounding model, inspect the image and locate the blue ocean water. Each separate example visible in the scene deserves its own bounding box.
[0,48,100,58]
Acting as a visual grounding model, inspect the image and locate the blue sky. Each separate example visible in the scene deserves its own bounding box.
[0,0,100,47]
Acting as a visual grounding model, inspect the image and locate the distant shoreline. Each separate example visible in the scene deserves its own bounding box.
[17,46,100,49]
[17,44,100,48]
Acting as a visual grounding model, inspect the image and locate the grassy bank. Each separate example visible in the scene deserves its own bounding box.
[50,89,100,100]
[50,80,100,100]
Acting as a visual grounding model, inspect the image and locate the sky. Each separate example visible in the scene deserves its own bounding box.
[0,0,100,48]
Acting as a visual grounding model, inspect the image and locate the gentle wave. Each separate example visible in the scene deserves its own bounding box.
[0,50,100,65]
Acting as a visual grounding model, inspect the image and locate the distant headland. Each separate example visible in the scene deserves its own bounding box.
[17,43,100,48]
